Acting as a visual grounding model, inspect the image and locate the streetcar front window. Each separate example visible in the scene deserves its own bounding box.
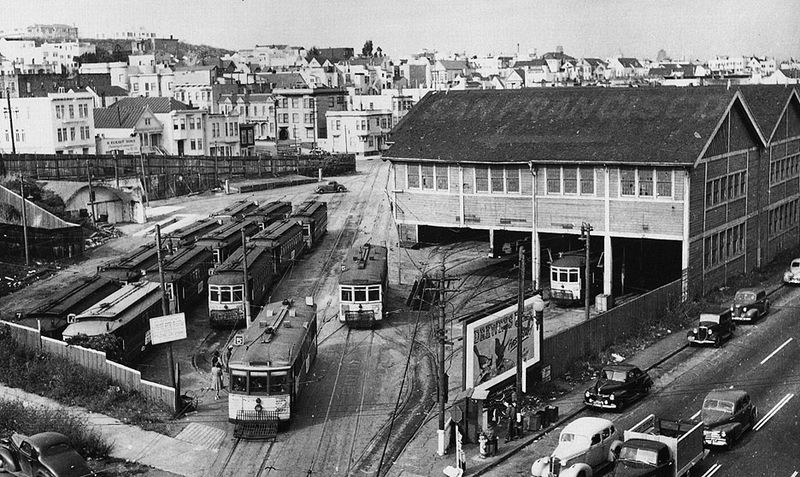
[354,287,367,302]
[269,371,289,395]
[231,370,247,392]
[368,286,380,301]
[341,287,353,302]
[551,270,558,282]
[250,371,269,394]
[569,270,579,282]
[232,285,243,302]
[220,288,232,302]
[209,286,220,302]
[559,271,569,282]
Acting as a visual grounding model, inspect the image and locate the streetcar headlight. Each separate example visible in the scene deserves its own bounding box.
[742,307,747,313]
[585,391,591,399]
[720,430,726,437]
[255,397,263,413]
[609,394,615,401]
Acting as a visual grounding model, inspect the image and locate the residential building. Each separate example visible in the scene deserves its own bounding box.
[431,59,473,90]
[326,109,392,155]
[10,73,111,98]
[350,90,416,127]
[606,57,646,79]
[86,84,130,107]
[174,64,218,86]
[101,96,196,156]
[218,90,275,143]
[233,44,306,70]
[272,86,347,146]
[0,24,79,41]
[0,90,95,154]
[384,86,800,300]
[206,112,241,156]
[93,101,163,154]
[79,61,129,88]
[173,83,237,112]
[708,56,747,75]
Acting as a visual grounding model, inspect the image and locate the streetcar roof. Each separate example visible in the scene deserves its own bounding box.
[246,201,292,219]
[551,255,584,268]
[145,245,210,280]
[196,219,257,244]
[229,299,316,368]
[163,218,218,241]
[208,245,272,284]
[250,219,302,246]
[28,275,120,317]
[210,200,257,218]
[291,200,326,219]
[74,281,161,320]
[339,244,388,285]
[99,243,159,278]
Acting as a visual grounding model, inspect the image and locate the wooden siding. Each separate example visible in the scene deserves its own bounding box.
[463,195,531,229]
[395,192,460,225]
[536,197,603,233]
[609,200,684,237]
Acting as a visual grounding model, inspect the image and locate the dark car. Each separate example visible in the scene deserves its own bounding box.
[584,364,653,410]
[315,181,347,194]
[731,287,769,323]
[701,389,757,449]
[687,308,734,347]
[0,432,94,477]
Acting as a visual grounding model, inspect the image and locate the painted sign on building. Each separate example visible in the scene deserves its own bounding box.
[463,296,541,393]
[96,136,140,154]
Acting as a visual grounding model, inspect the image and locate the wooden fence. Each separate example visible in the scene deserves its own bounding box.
[540,279,684,379]
[1,320,176,411]
[0,153,356,201]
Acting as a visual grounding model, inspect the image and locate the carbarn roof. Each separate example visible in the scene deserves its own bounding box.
[385,87,750,166]
[738,86,798,141]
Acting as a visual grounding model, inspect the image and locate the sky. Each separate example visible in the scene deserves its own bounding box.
[2,0,799,61]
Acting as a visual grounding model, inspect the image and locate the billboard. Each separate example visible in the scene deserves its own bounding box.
[463,296,541,393]
[96,136,140,154]
[149,312,187,345]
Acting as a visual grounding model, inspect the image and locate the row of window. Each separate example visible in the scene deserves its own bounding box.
[209,284,243,303]
[619,168,673,198]
[704,223,746,269]
[769,154,800,185]
[230,369,289,395]
[3,129,25,143]
[340,285,382,302]
[56,126,90,142]
[547,167,595,195]
[189,138,204,151]
[768,199,800,236]
[277,96,344,109]
[706,171,747,208]
[55,103,89,120]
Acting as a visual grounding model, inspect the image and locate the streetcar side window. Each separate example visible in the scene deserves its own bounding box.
[232,285,243,301]
[568,270,579,282]
[231,370,247,392]
[551,269,558,282]
[209,286,220,302]
[250,371,269,394]
[368,286,380,301]
[354,287,367,302]
[341,287,352,302]
[269,371,289,395]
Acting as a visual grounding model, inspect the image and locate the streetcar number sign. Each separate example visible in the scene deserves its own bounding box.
[149,313,187,345]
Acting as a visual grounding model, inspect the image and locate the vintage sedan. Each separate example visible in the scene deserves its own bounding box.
[783,258,800,284]
[0,432,94,477]
[314,181,347,194]
[584,364,653,410]
[531,417,622,477]
[731,287,770,323]
[687,308,734,347]
[701,389,757,449]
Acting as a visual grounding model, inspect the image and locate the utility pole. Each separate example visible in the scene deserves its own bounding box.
[155,224,176,389]
[86,158,96,224]
[19,175,29,266]
[516,243,526,398]
[241,229,251,328]
[6,89,16,155]
[580,222,593,321]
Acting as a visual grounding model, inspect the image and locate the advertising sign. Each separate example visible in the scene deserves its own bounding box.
[149,312,187,345]
[98,136,140,154]
[464,297,541,393]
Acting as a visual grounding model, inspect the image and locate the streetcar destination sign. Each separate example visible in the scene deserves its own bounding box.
[149,313,187,345]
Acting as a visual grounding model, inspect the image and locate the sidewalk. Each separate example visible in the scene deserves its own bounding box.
[0,385,219,477]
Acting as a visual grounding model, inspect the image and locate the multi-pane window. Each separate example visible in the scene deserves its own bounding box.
[407,164,420,188]
[546,167,561,194]
[770,154,800,184]
[421,165,434,189]
[68,104,74,118]
[506,168,520,193]
[70,127,75,141]
[563,168,578,194]
[620,168,636,196]
[769,198,800,236]
[704,223,746,268]
[490,168,504,192]
[620,168,672,198]
[657,171,672,197]
[638,169,653,196]
[435,165,449,190]
[580,169,594,194]
[475,167,489,193]
[706,171,746,208]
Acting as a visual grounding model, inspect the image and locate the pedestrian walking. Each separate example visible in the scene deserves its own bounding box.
[211,363,223,400]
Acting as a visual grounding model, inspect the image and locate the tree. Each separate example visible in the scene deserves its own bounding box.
[656,49,668,62]
[362,40,373,58]
[308,46,321,59]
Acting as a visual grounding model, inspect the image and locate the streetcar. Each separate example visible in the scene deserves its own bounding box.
[62,281,163,363]
[291,200,327,249]
[163,218,221,248]
[210,200,259,223]
[143,244,213,313]
[97,243,160,283]
[196,219,262,266]
[250,219,305,276]
[338,243,388,328]
[207,244,274,328]
[245,201,293,229]
[13,275,121,339]
[549,251,602,307]
[227,297,318,427]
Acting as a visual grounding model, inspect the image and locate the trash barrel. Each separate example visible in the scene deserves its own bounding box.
[536,409,547,428]
[487,435,498,456]
[545,405,559,425]
[527,411,542,431]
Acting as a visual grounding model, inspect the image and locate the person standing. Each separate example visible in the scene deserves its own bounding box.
[211,362,223,400]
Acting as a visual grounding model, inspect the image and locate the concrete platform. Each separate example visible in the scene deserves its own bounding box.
[226,174,317,193]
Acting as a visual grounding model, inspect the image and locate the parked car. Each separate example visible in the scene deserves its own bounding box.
[783,258,800,284]
[701,389,757,449]
[687,308,734,347]
[0,432,94,477]
[315,181,347,194]
[530,417,622,477]
[584,364,653,411]
[730,287,769,323]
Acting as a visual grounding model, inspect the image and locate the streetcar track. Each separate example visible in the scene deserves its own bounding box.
[213,437,240,477]
[346,329,376,476]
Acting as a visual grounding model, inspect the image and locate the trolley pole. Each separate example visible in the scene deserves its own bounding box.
[19,175,30,267]
[580,223,593,321]
[516,243,526,398]
[241,229,251,328]
[155,224,176,389]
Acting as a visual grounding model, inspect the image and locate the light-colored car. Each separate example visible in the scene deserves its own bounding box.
[531,417,622,477]
[783,258,800,284]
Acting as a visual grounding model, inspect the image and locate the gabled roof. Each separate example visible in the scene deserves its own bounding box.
[583,58,607,68]
[385,87,754,166]
[437,60,470,70]
[88,84,129,96]
[617,57,643,68]
[513,59,547,68]
[738,85,799,141]
[110,96,193,113]
[94,105,142,128]
[542,52,575,61]
[175,64,217,71]
[255,72,308,89]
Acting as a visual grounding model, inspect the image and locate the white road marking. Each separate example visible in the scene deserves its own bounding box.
[760,338,794,365]
[789,471,798,477]
[754,393,795,431]
[702,463,722,477]
[691,409,702,420]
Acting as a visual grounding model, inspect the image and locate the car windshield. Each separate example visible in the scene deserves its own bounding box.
[792,261,800,269]
[734,291,756,303]
[559,432,589,446]
[41,442,72,456]
[604,370,627,381]
[619,447,658,465]
[703,398,734,413]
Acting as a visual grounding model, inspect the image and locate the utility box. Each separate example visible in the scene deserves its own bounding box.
[596,294,614,312]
